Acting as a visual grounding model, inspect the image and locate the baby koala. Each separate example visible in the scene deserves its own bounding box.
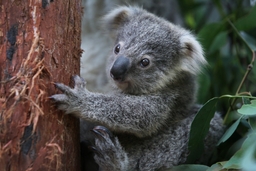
[51,6,224,171]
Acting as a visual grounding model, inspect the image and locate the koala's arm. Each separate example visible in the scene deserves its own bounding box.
[51,76,173,137]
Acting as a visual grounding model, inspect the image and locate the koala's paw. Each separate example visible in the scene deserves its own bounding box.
[50,75,88,114]
[90,126,129,171]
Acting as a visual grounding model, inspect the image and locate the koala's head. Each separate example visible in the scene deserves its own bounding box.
[103,6,206,95]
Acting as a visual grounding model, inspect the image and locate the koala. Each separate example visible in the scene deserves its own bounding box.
[81,0,183,92]
[51,6,225,171]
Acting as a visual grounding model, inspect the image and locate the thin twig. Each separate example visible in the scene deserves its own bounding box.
[224,50,255,123]
[223,19,256,124]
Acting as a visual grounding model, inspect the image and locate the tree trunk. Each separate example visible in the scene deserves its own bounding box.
[0,0,82,170]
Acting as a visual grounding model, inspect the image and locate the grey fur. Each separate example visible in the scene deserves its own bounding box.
[52,6,224,171]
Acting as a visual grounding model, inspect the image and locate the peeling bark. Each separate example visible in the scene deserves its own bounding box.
[0,0,82,170]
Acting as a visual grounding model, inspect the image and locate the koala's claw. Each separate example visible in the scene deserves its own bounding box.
[50,76,88,113]
[53,82,75,95]
[53,75,86,94]
[73,75,86,89]
[92,125,129,170]
[51,82,73,102]
[92,126,114,141]
[50,94,68,102]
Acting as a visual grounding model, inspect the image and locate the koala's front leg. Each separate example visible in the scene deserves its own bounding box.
[51,75,172,137]
[91,126,129,171]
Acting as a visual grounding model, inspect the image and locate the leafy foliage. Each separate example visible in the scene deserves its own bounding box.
[186,97,219,163]
[175,0,256,170]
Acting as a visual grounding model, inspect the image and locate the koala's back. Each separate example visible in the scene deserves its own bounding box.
[117,122,190,170]
[117,105,223,171]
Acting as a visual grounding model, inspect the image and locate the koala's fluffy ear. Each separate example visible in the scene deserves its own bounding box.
[102,6,139,36]
[179,33,207,75]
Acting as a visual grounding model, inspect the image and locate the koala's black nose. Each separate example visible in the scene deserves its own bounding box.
[110,56,130,81]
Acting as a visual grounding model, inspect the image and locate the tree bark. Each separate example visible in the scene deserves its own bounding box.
[0,0,82,170]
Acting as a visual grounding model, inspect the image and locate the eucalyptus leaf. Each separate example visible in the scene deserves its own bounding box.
[248,117,256,130]
[208,31,228,53]
[198,72,211,103]
[206,163,224,171]
[223,133,256,169]
[217,116,242,145]
[186,95,254,163]
[170,164,209,171]
[234,5,256,31]
[237,100,256,116]
[240,134,256,171]
[186,97,219,163]
[240,32,256,51]
[198,22,225,50]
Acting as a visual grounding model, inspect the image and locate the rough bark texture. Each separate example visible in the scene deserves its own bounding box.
[0,0,82,170]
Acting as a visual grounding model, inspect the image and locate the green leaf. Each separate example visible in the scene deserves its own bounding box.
[223,133,256,169]
[198,22,225,50]
[208,31,228,53]
[197,72,211,103]
[234,5,256,31]
[217,116,242,145]
[206,163,224,171]
[248,117,256,130]
[227,19,255,54]
[170,164,209,171]
[240,133,256,171]
[240,32,256,51]
[186,95,256,164]
[237,100,256,116]
[186,97,219,163]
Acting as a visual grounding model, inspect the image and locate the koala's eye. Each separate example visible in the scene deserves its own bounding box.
[140,58,150,67]
[114,44,121,54]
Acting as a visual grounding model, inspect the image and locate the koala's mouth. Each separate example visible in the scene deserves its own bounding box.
[112,76,128,84]
[111,76,130,89]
